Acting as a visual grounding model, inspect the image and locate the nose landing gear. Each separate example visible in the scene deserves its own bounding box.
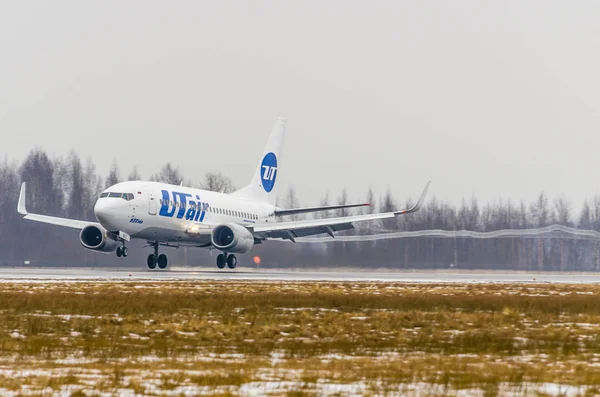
[216,253,237,270]
[116,245,128,257]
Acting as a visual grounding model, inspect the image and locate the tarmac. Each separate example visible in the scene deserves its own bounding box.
[1,267,600,283]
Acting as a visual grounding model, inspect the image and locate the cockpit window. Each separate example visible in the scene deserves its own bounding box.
[101,192,135,201]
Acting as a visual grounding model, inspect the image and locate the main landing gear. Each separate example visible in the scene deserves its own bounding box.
[147,242,168,270]
[216,253,237,270]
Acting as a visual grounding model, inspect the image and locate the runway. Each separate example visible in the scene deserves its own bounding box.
[1,267,600,283]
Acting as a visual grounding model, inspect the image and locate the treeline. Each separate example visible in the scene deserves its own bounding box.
[1,149,600,271]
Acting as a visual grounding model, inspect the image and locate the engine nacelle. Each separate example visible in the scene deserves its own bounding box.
[211,223,254,253]
[79,225,119,253]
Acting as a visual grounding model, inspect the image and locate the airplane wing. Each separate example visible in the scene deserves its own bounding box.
[252,182,430,242]
[18,182,100,230]
[274,203,370,217]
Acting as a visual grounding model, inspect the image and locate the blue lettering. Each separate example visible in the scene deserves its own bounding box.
[159,190,175,217]
[158,191,209,223]
[185,200,196,220]
[199,202,208,222]
[193,195,203,222]
[173,192,192,219]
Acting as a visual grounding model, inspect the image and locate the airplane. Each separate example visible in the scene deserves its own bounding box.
[17,118,430,270]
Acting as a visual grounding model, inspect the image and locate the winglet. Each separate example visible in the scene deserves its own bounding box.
[17,182,28,215]
[394,181,430,215]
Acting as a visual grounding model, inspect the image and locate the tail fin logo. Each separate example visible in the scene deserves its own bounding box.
[260,152,278,192]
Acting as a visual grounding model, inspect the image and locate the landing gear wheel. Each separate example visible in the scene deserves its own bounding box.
[157,254,168,269]
[121,246,128,257]
[227,254,237,269]
[216,254,226,269]
[116,247,123,257]
[147,254,156,269]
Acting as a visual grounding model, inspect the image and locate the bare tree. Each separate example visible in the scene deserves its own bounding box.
[84,158,102,220]
[283,186,301,221]
[530,192,549,270]
[105,161,121,188]
[554,196,572,226]
[365,186,376,214]
[199,171,235,193]
[335,187,349,217]
[312,192,329,219]
[20,149,63,216]
[128,166,142,181]
[151,163,182,185]
[66,152,85,220]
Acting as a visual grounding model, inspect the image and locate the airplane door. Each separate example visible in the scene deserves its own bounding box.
[148,192,157,215]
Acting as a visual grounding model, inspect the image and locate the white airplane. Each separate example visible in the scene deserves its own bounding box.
[17,118,430,270]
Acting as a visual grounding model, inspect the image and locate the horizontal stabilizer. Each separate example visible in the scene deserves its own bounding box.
[274,203,370,217]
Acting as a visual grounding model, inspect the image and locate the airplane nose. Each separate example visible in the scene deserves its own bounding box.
[94,199,119,229]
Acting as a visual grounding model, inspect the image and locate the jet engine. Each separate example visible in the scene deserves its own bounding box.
[79,225,119,253]
[211,223,254,253]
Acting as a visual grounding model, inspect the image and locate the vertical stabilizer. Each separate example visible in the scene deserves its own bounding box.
[231,118,286,206]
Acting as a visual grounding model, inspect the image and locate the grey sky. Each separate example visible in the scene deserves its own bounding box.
[2,1,599,209]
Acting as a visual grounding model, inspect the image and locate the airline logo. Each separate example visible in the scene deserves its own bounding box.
[159,190,208,222]
[260,152,278,193]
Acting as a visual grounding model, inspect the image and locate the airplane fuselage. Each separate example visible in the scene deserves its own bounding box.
[94,181,276,247]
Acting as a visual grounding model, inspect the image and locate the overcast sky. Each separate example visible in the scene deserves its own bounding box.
[2,1,600,209]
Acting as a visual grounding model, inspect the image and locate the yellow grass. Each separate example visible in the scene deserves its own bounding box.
[1,281,600,395]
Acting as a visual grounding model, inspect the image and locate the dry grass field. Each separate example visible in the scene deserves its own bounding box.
[2,280,600,396]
